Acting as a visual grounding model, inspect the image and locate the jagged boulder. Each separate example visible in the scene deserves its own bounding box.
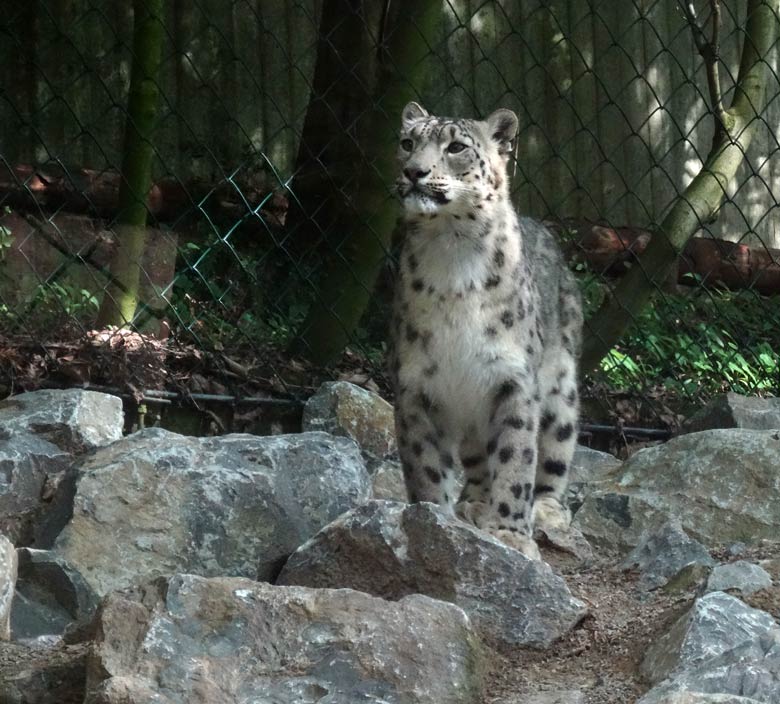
[10,548,99,640]
[0,534,17,640]
[642,694,764,703]
[0,640,87,704]
[85,574,484,704]
[574,430,780,550]
[370,457,408,501]
[568,445,622,512]
[641,592,779,685]
[705,561,773,596]
[0,432,73,546]
[302,381,396,464]
[622,521,714,590]
[53,429,370,599]
[638,631,780,704]
[0,389,123,453]
[497,692,585,704]
[278,500,586,648]
[683,393,780,433]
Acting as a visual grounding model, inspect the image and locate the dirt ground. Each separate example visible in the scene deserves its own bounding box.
[487,540,780,704]
[2,543,780,703]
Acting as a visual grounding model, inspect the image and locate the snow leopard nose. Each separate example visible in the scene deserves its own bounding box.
[404,167,430,183]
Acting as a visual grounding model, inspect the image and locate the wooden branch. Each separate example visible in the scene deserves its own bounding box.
[680,0,728,137]
[0,164,288,230]
[0,164,160,218]
[680,236,780,295]
[582,0,778,372]
[550,219,780,295]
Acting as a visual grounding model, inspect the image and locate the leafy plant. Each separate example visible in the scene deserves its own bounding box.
[590,284,780,399]
[0,225,12,260]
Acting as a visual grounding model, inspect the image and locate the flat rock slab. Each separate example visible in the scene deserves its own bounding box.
[86,574,484,704]
[638,632,780,704]
[684,393,780,433]
[641,591,779,685]
[706,561,773,596]
[0,389,123,453]
[574,430,780,549]
[278,501,587,648]
[54,428,370,599]
[622,521,714,590]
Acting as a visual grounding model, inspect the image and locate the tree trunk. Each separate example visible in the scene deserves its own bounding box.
[581,0,779,372]
[290,0,441,364]
[95,0,165,328]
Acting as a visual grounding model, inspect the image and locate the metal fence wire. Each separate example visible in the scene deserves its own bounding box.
[0,0,779,435]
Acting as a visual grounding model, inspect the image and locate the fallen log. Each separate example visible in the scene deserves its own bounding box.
[0,163,288,229]
[547,219,780,295]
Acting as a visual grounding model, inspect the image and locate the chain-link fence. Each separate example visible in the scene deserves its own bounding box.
[0,0,778,440]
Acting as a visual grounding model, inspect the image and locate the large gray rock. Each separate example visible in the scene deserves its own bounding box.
[54,429,370,599]
[497,692,585,704]
[641,695,763,703]
[0,534,17,640]
[574,430,780,549]
[684,393,780,433]
[638,631,780,704]
[10,548,99,640]
[706,561,773,596]
[370,457,407,501]
[0,389,123,453]
[302,381,396,463]
[568,445,622,512]
[0,640,87,704]
[278,501,587,648]
[0,432,73,546]
[641,592,780,685]
[85,574,484,704]
[622,521,714,590]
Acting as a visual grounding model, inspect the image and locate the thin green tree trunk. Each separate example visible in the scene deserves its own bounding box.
[581,0,778,372]
[290,0,441,365]
[96,0,165,328]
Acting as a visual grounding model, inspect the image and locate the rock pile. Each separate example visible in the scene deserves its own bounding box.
[0,384,779,703]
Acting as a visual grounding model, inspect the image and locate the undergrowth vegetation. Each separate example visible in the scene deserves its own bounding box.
[2,238,778,421]
[589,281,779,400]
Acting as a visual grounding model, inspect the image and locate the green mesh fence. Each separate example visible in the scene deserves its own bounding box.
[0,0,778,434]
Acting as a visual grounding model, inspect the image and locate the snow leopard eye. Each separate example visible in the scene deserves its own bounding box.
[447,142,467,154]
[400,138,414,152]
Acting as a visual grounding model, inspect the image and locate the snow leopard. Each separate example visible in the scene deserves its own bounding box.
[388,102,583,560]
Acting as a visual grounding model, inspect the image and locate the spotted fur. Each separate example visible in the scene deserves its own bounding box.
[388,102,583,560]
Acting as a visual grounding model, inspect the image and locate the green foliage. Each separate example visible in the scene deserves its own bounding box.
[170,237,318,350]
[591,284,780,398]
[0,225,12,260]
[0,280,100,332]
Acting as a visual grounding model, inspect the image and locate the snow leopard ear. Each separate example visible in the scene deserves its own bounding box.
[485,108,518,154]
[402,102,429,128]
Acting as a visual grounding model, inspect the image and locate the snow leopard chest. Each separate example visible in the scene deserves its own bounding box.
[396,273,535,430]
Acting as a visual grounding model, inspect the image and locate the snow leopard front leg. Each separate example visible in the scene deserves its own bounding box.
[534,282,582,532]
[395,392,459,512]
[457,377,542,560]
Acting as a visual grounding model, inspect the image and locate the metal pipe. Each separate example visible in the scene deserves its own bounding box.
[45,383,673,438]
[579,422,671,439]
[71,384,304,408]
